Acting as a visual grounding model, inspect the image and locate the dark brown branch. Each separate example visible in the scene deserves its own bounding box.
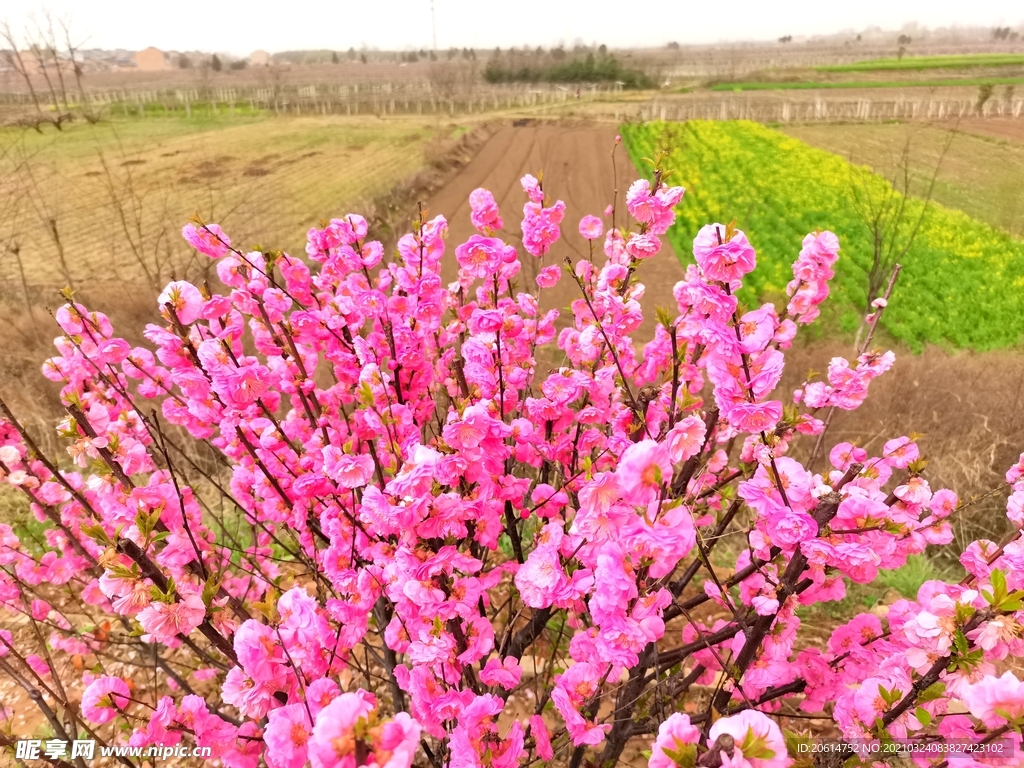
[503,607,552,661]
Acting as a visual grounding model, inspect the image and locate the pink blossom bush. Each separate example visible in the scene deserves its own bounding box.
[1,156,1023,768]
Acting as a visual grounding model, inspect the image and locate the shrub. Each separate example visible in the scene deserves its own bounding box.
[483,52,655,89]
[0,155,1022,768]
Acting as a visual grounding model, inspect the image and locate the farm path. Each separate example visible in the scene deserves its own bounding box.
[428,122,687,346]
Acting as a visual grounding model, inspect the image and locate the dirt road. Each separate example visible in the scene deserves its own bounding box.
[428,122,688,345]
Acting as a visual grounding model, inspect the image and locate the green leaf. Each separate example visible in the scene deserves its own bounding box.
[985,569,1010,609]
[878,685,903,707]
[876,720,895,745]
[81,523,112,546]
[953,628,970,656]
[106,563,138,580]
[915,707,932,727]
[661,744,696,767]
[1001,594,1024,612]
[917,682,946,703]
[883,519,906,535]
[907,457,928,474]
[739,730,776,761]
[135,509,153,539]
[994,706,1016,721]
[783,729,814,768]
[782,402,801,425]
[655,306,674,329]
[202,577,221,608]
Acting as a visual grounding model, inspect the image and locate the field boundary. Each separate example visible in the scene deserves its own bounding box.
[816,53,1024,72]
[624,95,1024,123]
[711,77,1024,92]
[0,82,622,125]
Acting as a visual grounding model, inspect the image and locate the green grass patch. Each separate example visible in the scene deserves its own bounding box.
[104,101,269,119]
[878,553,947,598]
[709,76,1024,92]
[620,120,1024,351]
[797,555,951,623]
[817,53,1024,73]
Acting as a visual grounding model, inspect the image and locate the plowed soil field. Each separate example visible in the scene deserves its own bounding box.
[428,121,687,345]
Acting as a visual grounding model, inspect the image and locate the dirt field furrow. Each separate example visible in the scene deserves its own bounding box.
[428,122,688,345]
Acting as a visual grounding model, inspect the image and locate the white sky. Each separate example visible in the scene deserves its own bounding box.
[3,0,1023,56]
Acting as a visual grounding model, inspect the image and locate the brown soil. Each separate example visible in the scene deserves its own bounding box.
[427,121,687,346]
[942,117,1024,144]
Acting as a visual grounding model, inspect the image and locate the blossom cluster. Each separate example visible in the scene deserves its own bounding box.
[0,159,1022,768]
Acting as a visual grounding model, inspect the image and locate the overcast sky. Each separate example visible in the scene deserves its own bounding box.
[4,0,1023,55]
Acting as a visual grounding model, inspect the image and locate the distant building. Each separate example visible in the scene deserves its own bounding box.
[133,47,169,71]
[3,50,80,77]
[250,50,271,66]
[11,50,46,76]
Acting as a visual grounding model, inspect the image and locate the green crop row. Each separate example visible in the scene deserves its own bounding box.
[709,76,1024,92]
[816,53,1024,73]
[619,120,1024,351]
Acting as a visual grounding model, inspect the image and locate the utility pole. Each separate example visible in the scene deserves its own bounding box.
[431,0,437,51]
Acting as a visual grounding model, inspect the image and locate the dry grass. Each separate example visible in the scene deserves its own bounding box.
[0,113,493,434]
[783,337,1024,558]
[0,287,158,448]
[0,120,496,436]
[0,113,472,290]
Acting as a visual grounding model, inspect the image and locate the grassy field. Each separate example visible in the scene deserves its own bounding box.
[782,121,1024,238]
[816,53,1024,73]
[620,120,1024,350]
[0,113,464,290]
[709,76,1024,92]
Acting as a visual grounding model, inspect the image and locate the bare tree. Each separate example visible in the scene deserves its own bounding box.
[849,126,956,347]
[1,14,98,128]
[195,58,214,101]
[0,133,39,324]
[34,12,70,113]
[91,128,217,290]
[976,84,995,114]
[23,24,65,121]
[59,16,97,123]
[254,61,287,107]
[1,21,45,120]
[427,61,462,101]
[95,147,164,290]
